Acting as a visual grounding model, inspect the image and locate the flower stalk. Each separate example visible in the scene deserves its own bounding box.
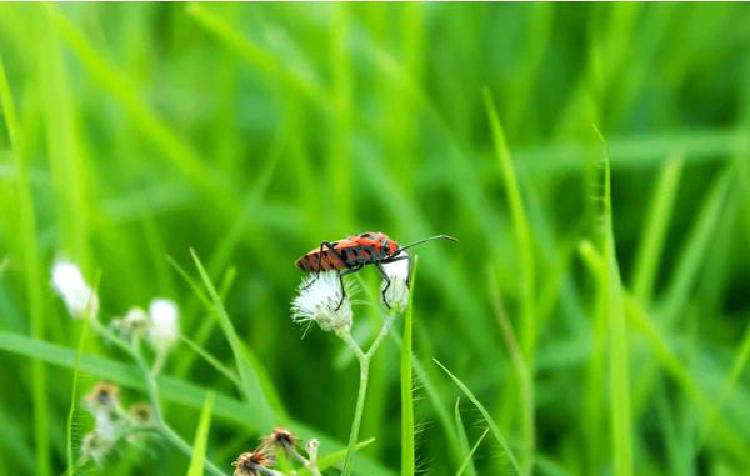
[339,314,396,476]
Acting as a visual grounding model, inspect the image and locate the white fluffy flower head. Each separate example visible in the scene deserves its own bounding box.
[382,252,411,314]
[112,307,148,339]
[51,259,99,319]
[148,299,179,352]
[291,271,354,333]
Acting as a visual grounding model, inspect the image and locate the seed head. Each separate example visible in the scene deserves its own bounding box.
[51,259,99,319]
[112,307,148,338]
[128,402,154,426]
[80,431,114,466]
[232,449,275,476]
[291,271,354,333]
[262,427,297,450]
[84,382,120,414]
[148,299,179,353]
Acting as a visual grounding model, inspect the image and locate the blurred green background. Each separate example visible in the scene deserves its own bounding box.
[1,2,750,475]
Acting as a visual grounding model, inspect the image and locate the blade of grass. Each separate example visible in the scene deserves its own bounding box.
[189,248,277,429]
[484,88,536,475]
[631,155,684,304]
[187,392,216,476]
[455,428,489,476]
[453,398,477,476]
[181,335,240,388]
[659,169,731,325]
[623,295,749,463]
[299,437,375,475]
[0,54,51,476]
[400,256,417,476]
[434,358,521,475]
[594,126,632,476]
[488,267,534,476]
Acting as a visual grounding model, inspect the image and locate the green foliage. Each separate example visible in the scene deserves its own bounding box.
[1,3,750,475]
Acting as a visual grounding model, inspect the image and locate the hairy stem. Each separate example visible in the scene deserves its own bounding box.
[340,314,394,475]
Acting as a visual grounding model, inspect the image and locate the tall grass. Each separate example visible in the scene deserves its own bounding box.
[1,3,750,475]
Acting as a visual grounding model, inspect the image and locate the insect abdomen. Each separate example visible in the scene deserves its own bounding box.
[295,250,346,272]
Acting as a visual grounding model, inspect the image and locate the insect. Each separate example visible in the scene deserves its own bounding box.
[295,231,457,309]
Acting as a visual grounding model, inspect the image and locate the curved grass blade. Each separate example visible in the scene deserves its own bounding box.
[455,428,489,476]
[434,358,521,475]
[453,398,477,476]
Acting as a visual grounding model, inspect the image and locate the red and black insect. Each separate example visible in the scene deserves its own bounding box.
[295,231,457,309]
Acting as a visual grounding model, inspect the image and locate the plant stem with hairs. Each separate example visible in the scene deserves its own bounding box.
[339,314,395,476]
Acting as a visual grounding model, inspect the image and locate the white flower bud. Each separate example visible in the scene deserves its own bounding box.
[51,259,99,320]
[291,271,354,333]
[148,299,179,352]
[112,307,148,338]
[381,252,410,314]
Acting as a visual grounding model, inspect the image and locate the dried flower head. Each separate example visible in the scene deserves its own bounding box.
[262,427,297,450]
[382,252,411,314]
[51,259,99,319]
[148,299,179,353]
[128,402,154,426]
[84,382,120,414]
[232,448,275,476]
[112,307,148,338]
[80,430,114,466]
[291,271,355,333]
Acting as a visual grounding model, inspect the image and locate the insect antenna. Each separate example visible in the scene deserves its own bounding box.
[398,235,458,252]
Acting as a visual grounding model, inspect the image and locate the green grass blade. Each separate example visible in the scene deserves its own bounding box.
[483,88,536,361]
[0,54,51,476]
[455,428,489,476]
[434,358,521,475]
[484,88,536,475]
[187,392,216,476]
[631,155,683,303]
[400,257,417,476]
[453,398,477,476]
[307,437,376,474]
[189,248,277,429]
[594,126,632,476]
[659,170,731,325]
[181,335,241,388]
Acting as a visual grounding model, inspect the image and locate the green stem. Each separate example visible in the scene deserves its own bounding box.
[340,314,394,476]
[342,356,369,476]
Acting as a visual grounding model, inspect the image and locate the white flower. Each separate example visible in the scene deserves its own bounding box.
[148,299,179,352]
[291,271,354,333]
[112,307,148,338]
[51,259,99,319]
[381,252,410,314]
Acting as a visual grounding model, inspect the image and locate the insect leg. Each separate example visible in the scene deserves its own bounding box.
[301,241,336,290]
[374,262,393,309]
[336,264,363,311]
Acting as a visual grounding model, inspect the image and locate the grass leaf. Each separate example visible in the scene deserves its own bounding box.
[189,248,278,428]
[455,428,489,476]
[187,392,216,476]
[434,358,521,475]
